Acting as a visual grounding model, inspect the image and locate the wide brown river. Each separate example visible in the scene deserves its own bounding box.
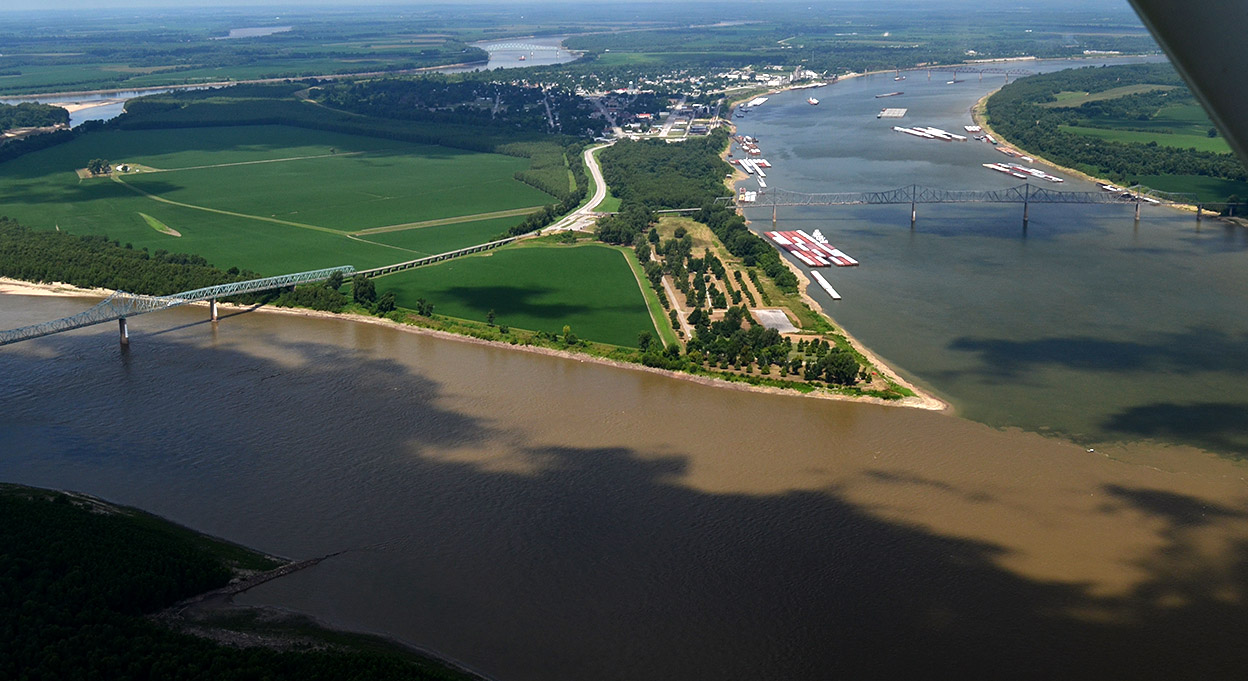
[1,294,1246,679]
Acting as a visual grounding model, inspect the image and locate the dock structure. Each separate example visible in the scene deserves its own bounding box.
[810,271,842,300]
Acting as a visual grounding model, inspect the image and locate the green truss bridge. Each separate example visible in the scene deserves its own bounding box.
[0,266,354,348]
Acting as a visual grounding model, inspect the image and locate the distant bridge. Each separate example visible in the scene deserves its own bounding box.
[925,65,1035,79]
[482,42,561,52]
[0,266,354,348]
[726,183,1205,227]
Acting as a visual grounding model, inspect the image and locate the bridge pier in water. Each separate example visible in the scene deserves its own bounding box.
[118,318,129,346]
[210,298,218,323]
[911,184,917,228]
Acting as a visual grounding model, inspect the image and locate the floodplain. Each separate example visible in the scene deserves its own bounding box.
[0,125,551,271]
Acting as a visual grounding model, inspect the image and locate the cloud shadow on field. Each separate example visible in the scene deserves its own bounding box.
[433,284,595,320]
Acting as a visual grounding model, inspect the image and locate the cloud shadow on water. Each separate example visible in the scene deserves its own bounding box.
[3,328,1247,681]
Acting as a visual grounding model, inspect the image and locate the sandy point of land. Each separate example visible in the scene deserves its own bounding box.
[49,100,123,114]
[0,276,947,412]
[770,253,948,412]
[0,277,114,298]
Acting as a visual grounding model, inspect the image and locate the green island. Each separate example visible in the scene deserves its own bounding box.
[982,63,1248,210]
[0,483,482,680]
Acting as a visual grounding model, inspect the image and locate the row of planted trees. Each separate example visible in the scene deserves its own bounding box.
[628,216,863,386]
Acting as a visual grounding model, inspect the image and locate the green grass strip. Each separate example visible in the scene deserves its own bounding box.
[137,212,180,237]
[351,206,542,236]
[617,245,679,347]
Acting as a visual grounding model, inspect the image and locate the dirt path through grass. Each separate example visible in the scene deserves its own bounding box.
[112,174,345,235]
[134,150,369,173]
[352,206,542,236]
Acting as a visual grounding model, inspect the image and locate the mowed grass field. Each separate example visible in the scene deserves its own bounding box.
[361,215,528,254]
[0,125,549,274]
[1058,101,1232,154]
[377,244,657,347]
[1134,174,1248,202]
[1041,84,1175,108]
[1060,125,1233,153]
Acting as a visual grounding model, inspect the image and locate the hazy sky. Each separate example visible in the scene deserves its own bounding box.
[1,0,1124,12]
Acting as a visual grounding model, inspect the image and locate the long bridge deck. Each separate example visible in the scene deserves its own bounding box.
[0,266,354,347]
[733,183,1160,208]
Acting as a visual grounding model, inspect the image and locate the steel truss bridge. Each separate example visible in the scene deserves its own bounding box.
[0,266,354,348]
[741,183,1146,208]
[726,183,1205,226]
[482,42,561,52]
[923,65,1035,78]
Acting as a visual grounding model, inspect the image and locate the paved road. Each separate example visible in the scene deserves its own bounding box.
[658,96,688,138]
[589,97,625,137]
[545,141,614,233]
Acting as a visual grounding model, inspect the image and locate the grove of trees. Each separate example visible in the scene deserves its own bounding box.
[0,486,480,681]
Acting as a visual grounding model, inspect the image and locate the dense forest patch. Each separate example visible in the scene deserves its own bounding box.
[0,484,477,681]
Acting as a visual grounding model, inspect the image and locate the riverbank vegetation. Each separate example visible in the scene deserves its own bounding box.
[0,217,258,295]
[588,126,910,399]
[985,63,1248,208]
[0,102,69,132]
[0,483,481,681]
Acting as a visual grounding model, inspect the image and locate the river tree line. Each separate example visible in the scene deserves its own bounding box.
[0,102,69,132]
[986,63,1248,206]
[0,485,482,681]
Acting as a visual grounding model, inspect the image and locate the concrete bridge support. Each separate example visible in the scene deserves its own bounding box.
[118,318,129,346]
[209,298,219,323]
[1022,183,1030,230]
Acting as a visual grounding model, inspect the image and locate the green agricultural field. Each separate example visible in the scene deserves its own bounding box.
[1074,102,1221,136]
[356,214,530,255]
[0,125,555,274]
[376,244,657,347]
[1134,174,1248,203]
[1060,124,1233,153]
[1040,84,1175,108]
